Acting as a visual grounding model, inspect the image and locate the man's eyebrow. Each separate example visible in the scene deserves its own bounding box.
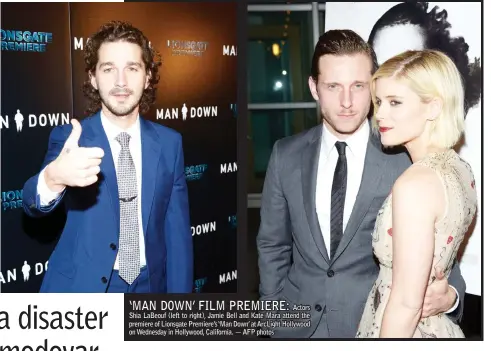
[98,61,143,68]
[126,61,143,67]
[98,61,114,68]
[321,81,369,85]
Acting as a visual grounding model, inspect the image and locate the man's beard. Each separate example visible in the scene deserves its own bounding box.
[100,88,143,117]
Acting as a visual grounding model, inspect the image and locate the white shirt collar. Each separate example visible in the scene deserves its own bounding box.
[321,119,370,158]
[100,110,140,142]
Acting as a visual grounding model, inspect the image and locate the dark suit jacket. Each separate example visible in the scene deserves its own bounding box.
[23,111,193,293]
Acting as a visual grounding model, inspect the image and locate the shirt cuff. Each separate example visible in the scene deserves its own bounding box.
[444,285,460,314]
[37,166,65,206]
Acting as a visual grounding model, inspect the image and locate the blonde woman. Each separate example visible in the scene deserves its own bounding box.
[356,50,477,338]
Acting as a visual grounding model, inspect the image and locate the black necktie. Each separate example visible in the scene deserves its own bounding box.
[330,141,347,259]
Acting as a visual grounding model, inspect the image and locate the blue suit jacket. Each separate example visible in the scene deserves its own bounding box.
[22,111,193,293]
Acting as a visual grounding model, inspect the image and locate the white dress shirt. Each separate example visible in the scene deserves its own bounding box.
[37,111,146,269]
[315,120,370,257]
[314,119,459,313]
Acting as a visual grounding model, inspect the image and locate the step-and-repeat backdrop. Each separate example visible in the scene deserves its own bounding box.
[1,2,238,293]
[324,1,482,296]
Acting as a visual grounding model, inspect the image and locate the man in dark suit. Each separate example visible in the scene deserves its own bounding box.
[257,29,465,337]
[22,21,193,293]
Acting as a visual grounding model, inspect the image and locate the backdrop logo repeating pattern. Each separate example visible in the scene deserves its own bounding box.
[73,37,154,51]
[0,110,70,131]
[185,164,208,181]
[1,29,53,52]
[167,39,209,57]
[219,269,237,284]
[193,277,208,293]
[156,104,218,121]
[2,189,23,211]
[73,37,89,51]
[191,221,217,237]
[0,260,49,285]
[223,45,237,56]
[220,162,237,174]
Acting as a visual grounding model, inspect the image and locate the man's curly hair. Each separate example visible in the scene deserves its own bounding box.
[82,21,162,116]
[368,1,481,117]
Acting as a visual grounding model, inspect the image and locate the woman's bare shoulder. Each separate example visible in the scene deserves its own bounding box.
[392,164,444,209]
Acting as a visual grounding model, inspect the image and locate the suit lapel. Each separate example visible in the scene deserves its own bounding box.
[82,113,162,240]
[330,133,387,264]
[83,112,120,237]
[301,125,330,265]
[140,118,161,237]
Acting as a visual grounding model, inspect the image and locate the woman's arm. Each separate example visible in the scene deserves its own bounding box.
[380,165,446,338]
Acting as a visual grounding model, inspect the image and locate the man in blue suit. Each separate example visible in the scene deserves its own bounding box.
[22,21,193,293]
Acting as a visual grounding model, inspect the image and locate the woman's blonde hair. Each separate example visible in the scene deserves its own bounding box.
[371,49,465,148]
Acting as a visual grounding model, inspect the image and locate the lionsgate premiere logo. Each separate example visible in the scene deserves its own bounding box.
[219,269,237,284]
[0,260,49,285]
[156,103,218,121]
[167,39,208,57]
[191,221,217,237]
[73,37,153,51]
[2,189,23,211]
[185,164,208,181]
[1,29,53,52]
[194,277,208,293]
[0,109,70,131]
[223,45,237,56]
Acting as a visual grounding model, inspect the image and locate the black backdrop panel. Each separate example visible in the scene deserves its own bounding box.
[1,2,237,294]
[1,2,72,292]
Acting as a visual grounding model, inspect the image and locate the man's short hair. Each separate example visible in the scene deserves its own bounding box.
[311,29,378,81]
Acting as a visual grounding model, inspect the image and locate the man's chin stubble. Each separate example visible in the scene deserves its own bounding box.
[103,99,140,118]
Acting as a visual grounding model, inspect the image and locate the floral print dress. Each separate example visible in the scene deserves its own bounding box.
[356,150,477,338]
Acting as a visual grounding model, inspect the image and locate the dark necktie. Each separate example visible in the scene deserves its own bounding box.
[330,141,348,259]
[116,132,140,284]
